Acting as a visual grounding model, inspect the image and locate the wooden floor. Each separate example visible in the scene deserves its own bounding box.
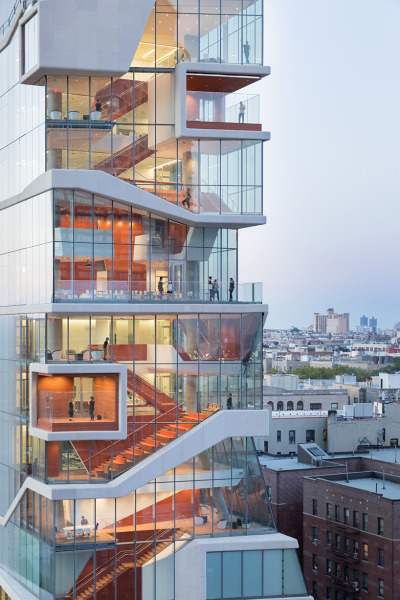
[38,417,118,432]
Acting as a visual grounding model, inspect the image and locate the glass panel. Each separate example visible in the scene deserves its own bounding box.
[242,550,262,597]
[68,77,90,120]
[24,14,38,74]
[222,551,241,598]
[207,553,222,600]
[113,73,134,123]
[263,550,283,596]
[47,76,67,120]
[68,318,90,361]
[91,77,112,121]
[283,549,307,595]
[91,318,112,360]
[69,129,90,169]
[178,14,199,62]
[132,7,156,68]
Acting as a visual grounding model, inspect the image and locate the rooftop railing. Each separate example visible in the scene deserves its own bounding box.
[54,280,262,303]
[0,0,35,38]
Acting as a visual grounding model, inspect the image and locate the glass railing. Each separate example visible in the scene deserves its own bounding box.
[54,281,262,303]
[139,184,262,215]
[186,91,260,126]
[36,390,117,431]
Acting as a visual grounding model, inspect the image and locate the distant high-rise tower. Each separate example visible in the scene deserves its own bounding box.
[313,308,349,334]
[360,315,368,326]
[369,317,378,333]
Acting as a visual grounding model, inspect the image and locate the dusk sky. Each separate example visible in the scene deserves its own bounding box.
[239,0,400,330]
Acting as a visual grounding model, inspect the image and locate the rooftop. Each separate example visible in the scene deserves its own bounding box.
[312,472,400,501]
[259,456,325,472]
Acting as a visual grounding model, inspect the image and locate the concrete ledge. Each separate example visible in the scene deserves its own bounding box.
[0,169,266,229]
[0,302,269,316]
[0,409,269,525]
[0,566,38,600]
[175,534,313,600]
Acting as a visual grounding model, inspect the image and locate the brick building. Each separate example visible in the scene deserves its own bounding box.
[261,456,350,565]
[262,447,400,574]
[303,471,400,600]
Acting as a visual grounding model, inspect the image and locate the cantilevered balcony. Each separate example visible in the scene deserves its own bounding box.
[53,280,262,303]
[186,91,261,131]
[29,364,127,441]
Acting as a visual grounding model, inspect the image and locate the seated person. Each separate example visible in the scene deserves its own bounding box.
[81,515,88,525]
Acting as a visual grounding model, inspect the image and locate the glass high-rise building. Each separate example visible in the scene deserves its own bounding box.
[0,1,311,599]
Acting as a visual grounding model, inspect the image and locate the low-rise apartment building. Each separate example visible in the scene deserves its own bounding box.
[304,471,400,600]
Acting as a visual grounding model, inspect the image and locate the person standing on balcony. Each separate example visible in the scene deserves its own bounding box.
[213,279,219,301]
[95,99,102,112]
[182,188,192,210]
[208,276,214,301]
[238,101,246,123]
[158,277,164,299]
[68,400,74,421]
[167,280,173,300]
[226,393,233,410]
[229,277,235,301]
[89,396,95,421]
[103,337,109,360]
[243,41,250,64]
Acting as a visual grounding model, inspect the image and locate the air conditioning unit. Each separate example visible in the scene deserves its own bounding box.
[353,552,358,559]
[327,543,331,549]
[327,515,331,520]
[353,583,359,591]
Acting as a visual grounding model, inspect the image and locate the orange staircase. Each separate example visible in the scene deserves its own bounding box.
[71,528,184,600]
[91,412,209,479]
[82,347,215,479]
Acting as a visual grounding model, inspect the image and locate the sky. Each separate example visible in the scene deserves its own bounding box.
[239,0,400,330]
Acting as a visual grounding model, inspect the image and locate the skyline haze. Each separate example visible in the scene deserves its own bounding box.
[239,0,400,330]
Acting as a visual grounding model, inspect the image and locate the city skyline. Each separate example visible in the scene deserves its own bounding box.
[239,0,400,330]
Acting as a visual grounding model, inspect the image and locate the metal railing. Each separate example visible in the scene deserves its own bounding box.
[0,0,35,38]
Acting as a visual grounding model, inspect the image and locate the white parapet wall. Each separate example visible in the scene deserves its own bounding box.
[175,534,313,600]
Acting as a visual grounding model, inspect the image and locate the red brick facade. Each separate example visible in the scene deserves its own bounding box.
[303,475,400,599]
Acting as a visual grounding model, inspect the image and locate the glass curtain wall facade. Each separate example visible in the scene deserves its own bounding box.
[39,312,263,482]
[53,189,240,302]
[45,72,263,216]
[133,0,263,67]
[0,1,310,599]
[4,438,275,600]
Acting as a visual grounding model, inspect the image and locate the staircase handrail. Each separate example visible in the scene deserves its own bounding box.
[68,517,187,597]
[81,399,184,467]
